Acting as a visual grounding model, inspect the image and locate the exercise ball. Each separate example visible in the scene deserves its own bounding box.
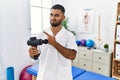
[80,39,86,46]
[19,65,32,80]
[86,39,94,48]
[76,40,81,46]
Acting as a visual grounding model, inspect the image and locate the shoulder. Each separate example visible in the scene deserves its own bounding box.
[63,28,75,38]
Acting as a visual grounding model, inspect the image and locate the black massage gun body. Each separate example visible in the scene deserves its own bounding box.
[27,37,48,60]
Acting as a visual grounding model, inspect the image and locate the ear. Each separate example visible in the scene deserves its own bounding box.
[62,15,65,20]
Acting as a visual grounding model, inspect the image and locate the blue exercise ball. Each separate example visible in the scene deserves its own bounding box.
[81,39,86,46]
[86,39,94,48]
[76,40,81,46]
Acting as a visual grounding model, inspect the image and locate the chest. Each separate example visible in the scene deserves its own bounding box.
[56,33,69,47]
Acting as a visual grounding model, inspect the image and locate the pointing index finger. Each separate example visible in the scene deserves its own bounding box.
[44,31,50,37]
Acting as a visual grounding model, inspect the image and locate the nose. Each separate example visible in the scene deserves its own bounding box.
[51,16,56,21]
[51,15,55,19]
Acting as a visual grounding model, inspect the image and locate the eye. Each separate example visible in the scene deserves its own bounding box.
[55,14,60,17]
[50,13,53,17]
[55,14,59,17]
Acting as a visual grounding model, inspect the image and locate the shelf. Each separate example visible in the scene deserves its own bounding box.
[112,60,120,78]
[112,76,120,80]
[114,40,120,43]
[116,21,120,24]
[113,59,120,62]
[112,2,120,79]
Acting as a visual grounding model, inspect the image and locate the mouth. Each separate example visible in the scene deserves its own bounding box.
[51,19,56,22]
[51,20,56,23]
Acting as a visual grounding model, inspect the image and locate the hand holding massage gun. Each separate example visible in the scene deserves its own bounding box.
[27,37,48,60]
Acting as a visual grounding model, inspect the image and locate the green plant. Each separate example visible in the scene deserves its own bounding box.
[62,17,69,29]
[62,17,76,36]
[104,44,109,48]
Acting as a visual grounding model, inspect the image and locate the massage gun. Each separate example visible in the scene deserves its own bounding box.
[27,37,48,60]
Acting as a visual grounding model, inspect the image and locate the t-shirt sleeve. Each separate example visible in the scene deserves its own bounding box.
[66,33,78,52]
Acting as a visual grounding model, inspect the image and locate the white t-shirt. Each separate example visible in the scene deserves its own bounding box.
[36,27,77,80]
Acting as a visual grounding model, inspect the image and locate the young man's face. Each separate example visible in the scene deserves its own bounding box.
[50,9,65,27]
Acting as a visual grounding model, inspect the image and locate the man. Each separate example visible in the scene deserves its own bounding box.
[29,4,77,80]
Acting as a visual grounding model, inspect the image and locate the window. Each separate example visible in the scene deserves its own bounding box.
[30,0,52,35]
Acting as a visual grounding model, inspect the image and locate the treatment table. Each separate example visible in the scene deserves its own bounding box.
[26,64,116,80]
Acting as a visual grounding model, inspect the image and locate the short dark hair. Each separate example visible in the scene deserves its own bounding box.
[51,4,65,14]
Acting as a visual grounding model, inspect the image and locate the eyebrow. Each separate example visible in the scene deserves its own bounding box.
[50,13,60,16]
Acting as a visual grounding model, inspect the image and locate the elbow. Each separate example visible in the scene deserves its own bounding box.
[71,54,76,60]
[70,51,77,60]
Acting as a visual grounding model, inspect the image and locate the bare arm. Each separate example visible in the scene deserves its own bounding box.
[53,42,77,60]
[44,32,77,60]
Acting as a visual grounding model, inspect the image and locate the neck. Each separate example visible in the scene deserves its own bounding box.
[51,25,62,35]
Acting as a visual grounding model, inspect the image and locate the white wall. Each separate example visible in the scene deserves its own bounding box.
[53,0,120,49]
[0,0,31,80]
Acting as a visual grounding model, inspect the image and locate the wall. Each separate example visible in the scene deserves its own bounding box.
[53,0,120,49]
[0,0,31,80]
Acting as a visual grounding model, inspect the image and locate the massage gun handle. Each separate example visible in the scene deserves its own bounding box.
[33,54,40,60]
[32,46,40,60]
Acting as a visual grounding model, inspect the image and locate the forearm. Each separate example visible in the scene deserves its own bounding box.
[53,42,77,60]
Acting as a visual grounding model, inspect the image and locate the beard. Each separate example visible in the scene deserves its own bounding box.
[50,19,62,27]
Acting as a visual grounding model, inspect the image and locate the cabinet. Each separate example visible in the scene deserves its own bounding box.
[72,47,112,77]
[112,2,120,79]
